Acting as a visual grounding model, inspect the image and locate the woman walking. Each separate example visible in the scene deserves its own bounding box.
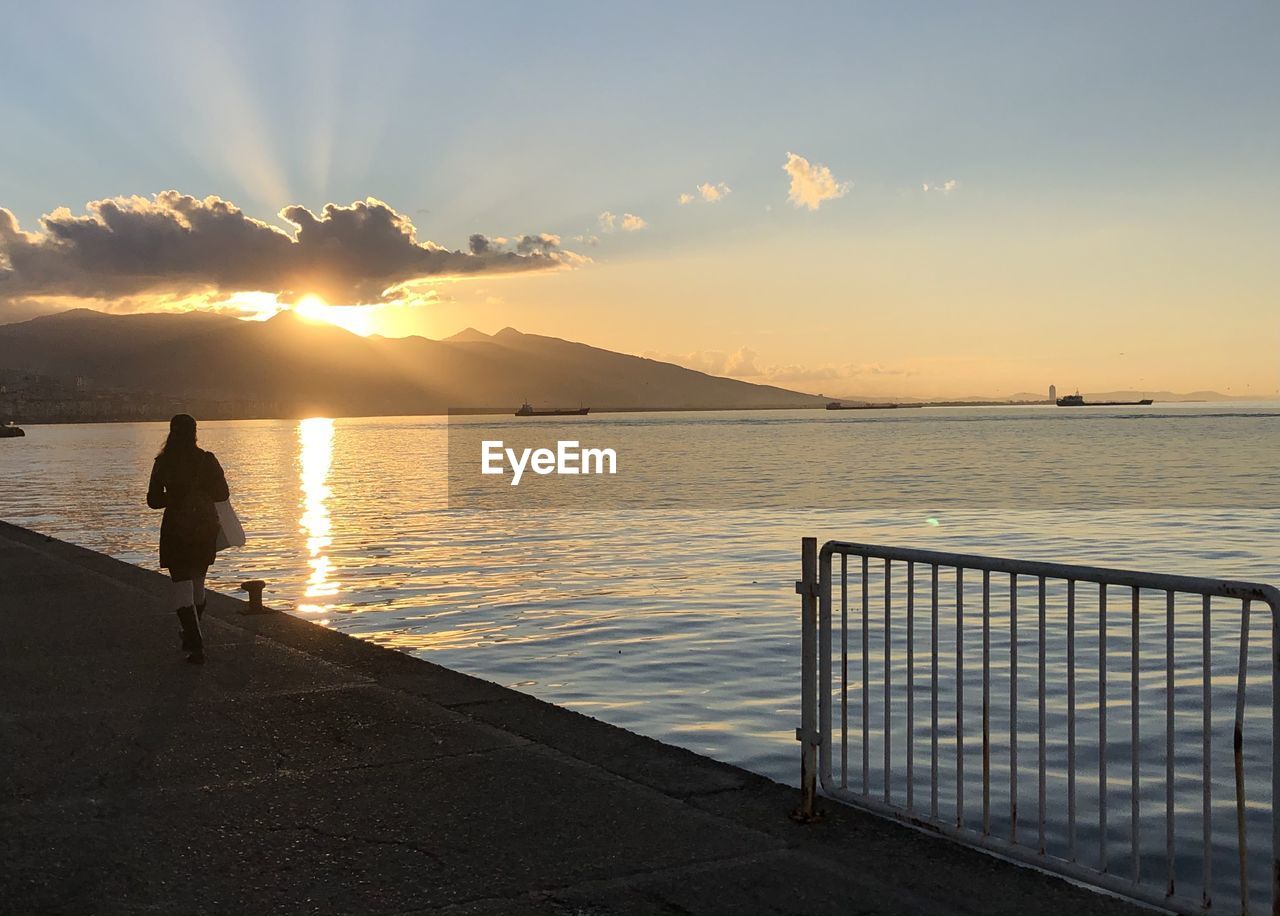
[147,414,230,664]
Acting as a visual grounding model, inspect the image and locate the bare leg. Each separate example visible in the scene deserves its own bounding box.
[173,579,194,609]
[192,573,207,617]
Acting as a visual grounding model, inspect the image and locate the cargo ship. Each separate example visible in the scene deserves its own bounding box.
[826,401,923,410]
[1056,392,1153,407]
[515,402,590,417]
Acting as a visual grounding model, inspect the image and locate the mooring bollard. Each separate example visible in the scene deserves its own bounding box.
[238,579,270,615]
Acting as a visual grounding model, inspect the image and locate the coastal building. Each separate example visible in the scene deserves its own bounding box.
[1049,384,1057,401]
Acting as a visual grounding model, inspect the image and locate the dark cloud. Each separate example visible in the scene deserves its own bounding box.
[0,192,576,306]
[515,233,562,256]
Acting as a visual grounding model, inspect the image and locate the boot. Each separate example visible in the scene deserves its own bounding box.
[178,603,207,650]
[178,611,194,652]
[178,604,207,651]
[176,606,204,664]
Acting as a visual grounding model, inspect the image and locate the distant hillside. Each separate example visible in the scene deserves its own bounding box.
[1069,390,1242,403]
[1000,389,1245,403]
[0,308,825,417]
[833,389,1248,404]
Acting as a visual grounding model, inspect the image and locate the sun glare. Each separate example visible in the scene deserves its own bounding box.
[292,294,377,337]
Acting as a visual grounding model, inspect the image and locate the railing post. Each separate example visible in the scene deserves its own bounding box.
[794,536,822,822]
[1270,589,1280,916]
[820,538,833,787]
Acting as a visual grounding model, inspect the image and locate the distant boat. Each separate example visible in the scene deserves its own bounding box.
[1056,393,1154,407]
[826,401,923,410]
[514,402,590,417]
[0,422,25,438]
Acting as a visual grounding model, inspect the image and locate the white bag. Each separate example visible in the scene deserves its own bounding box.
[214,500,246,551]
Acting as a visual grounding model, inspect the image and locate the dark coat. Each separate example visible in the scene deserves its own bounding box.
[147,448,230,569]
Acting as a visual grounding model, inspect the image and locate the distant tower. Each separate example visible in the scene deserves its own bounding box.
[1049,384,1057,402]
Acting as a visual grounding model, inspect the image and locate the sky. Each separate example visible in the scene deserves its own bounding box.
[0,1,1277,398]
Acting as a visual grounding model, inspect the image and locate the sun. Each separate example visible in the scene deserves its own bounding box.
[291,294,377,337]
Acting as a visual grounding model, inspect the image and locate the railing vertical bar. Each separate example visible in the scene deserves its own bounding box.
[1068,579,1077,862]
[1201,594,1211,908]
[1270,593,1279,916]
[885,558,892,804]
[1233,599,1251,916]
[1165,590,1175,899]
[931,563,939,820]
[819,547,832,787]
[862,554,870,796]
[1101,582,1109,873]
[1011,573,1019,843]
[841,553,848,789]
[1039,576,1047,856]
[907,561,915,812]
[798,538,818,817]
[957,566,965,828]
[1131,587,1140,886]
[982,569,991,837]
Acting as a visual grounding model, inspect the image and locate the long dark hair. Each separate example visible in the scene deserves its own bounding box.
[159,413,199,460]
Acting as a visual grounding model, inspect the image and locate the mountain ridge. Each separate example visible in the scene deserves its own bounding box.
[0,309,1257,418]
[0,308,826,417]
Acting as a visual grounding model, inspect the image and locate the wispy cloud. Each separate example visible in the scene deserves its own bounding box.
[678,182,732,204]
[922,179,959,194]
[723,347,759,376]
[0,192,579,310]
[783,152,851,210]
[599,210,647,233]
[648,346,916,390]
[646,347,779,380]
[647,347,758,378]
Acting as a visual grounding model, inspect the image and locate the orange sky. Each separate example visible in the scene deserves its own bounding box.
[2,5,1277,400]
[353,211,1280,399]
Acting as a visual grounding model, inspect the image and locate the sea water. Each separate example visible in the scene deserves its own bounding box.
[2,404,1277,902]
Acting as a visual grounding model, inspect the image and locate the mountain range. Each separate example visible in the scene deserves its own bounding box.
[0,308,1250,420]
[0,308,826,416]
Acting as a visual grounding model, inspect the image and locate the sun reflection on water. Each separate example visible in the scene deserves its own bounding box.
[298,417,337,614]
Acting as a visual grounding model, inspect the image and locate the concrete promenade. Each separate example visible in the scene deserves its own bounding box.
[0,521,1147,915]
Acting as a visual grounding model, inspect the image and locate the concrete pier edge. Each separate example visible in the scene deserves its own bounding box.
[0,519,1148,914]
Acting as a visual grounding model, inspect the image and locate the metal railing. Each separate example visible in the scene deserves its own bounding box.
[796,537,1280,914]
